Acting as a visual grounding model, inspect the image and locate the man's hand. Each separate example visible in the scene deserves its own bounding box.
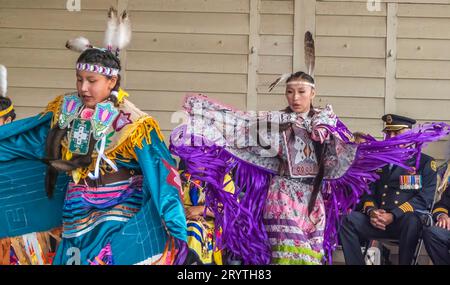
[370,209,394,230]
[370,209,387,230]
[436,214,450,231]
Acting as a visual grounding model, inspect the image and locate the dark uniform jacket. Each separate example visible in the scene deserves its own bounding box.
[361,154,437,220]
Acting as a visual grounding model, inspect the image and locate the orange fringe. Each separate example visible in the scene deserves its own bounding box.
[0,227,63,265]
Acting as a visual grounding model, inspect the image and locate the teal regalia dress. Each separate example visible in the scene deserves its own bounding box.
[0,93,187,265]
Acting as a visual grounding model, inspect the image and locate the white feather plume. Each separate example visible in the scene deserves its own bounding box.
[65,36,92,53]
[115,10,132,52]
[0,65,6,97]
[104,7,119,50]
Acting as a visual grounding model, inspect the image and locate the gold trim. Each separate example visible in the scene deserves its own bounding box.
[433,207,448,215]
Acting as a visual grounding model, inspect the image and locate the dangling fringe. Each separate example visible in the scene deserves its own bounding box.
[0,238,11,265]
[170,137,273,265]
[89,243,114,265]
[61,115,164,180]
[322,122,450,264]
[1,227,62,265]
[41,95,64,128]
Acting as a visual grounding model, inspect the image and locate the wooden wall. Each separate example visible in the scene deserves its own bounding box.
[0,0,449,161]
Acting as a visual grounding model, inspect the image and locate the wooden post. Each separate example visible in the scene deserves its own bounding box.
[294,0,316,73]
[385,3,398,115]
[247,0,260,111]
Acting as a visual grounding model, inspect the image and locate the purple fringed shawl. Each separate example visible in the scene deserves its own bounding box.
[170,134,274,265]
[170,94,450,265]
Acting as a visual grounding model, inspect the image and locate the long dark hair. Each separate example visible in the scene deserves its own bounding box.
[281,71,324,214]
[76,48,122,107]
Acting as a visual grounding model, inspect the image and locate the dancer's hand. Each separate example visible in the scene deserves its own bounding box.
[185,206,205,220]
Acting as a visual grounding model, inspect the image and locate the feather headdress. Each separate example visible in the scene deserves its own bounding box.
[268,31,316,92]
[66,6,131,57]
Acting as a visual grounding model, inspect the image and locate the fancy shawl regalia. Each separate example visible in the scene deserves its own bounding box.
[170,32,450,265]
[0,8,187,265]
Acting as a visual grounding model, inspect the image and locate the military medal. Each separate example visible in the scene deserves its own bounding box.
[399,175,422,190]
[68,118,92,155]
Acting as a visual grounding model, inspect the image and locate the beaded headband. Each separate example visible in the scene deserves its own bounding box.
[76,63,119,77]
[286,81,315,88]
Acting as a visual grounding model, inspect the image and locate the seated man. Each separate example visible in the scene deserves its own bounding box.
[339,114,437,265]
[423,162,450,265]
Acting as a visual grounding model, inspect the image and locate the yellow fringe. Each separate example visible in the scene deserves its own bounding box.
[71,116,165,179]
[39,94,165,180]
[40,95,64,128]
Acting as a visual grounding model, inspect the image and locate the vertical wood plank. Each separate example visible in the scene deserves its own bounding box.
[385,3,398,115]
[247,0,260,111]
[293,0,316,73]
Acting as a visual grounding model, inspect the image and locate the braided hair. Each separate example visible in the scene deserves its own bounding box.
[282,71,324,215]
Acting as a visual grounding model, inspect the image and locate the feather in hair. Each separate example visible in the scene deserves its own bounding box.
[304,31,315,76]
[0,65,6,97]
[114,10,132,54]
[268,73,291,92]
[104,7,119,51]
[65,36,92,53]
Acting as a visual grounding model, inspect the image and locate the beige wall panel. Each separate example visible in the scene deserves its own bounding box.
[127,51,247,74]
[398,3,450,17]
[9,87,72,107]
[316,36,386,58]
[0,48,78,68]
[339,118,384,137]
[260,0,294,14]
[315,76,385,98]
[129,33,248,54]
[260,35,293,56]
[398,39,450,60]
[128,0,249,13]
[126,71,247,93]
[316,1,386,16]
[260,14,293,35]
[397,60,450,80]
[0,29,103,49]
[397,79,450,100]
[315,57,386,78]
[0,9,108,31]
[316,15,386,37]
[0,0,116,9]
[397,99,450,121]
[130,91,246,111]
[8,68,75,89]
[258,55,292,75]
[132,12,249,34]
[399,17,450,39]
